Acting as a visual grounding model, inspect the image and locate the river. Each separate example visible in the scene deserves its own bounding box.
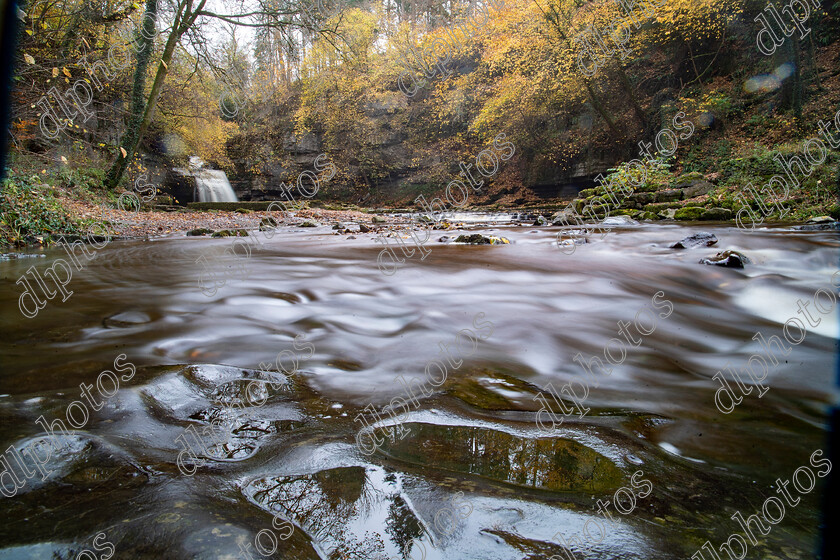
[0,218,836,559]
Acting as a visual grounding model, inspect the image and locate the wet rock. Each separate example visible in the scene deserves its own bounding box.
[808,215,835,224]
[0,252,46,261]
[417,214,434,223]
[602,215,638,226]
[104,310,152,328]
[533,216,547,226]
[640,211,660,221]
[699,250,751,268]
[358,223,371,233]
[346,235,356,239]
[700,207,732,220]
[670,232,718,249]
[371,216,387,224]
[794,222,839,231]
[377,423,625,493]
[211,229,248,237]
[674,207,705,220]
[187,228,214,236]
[259,217,278,231]
[299,220,320,227]
[454,234,510,245]
[438,236,453,243]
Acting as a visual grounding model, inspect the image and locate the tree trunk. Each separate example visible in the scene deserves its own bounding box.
[105,0,160,190]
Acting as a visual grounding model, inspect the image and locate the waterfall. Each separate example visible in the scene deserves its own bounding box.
[188,157,238,202]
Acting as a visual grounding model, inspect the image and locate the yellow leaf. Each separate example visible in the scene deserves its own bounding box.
[120,147,128,158]
[62,67,71,78]
[161,60,168,70]
[25,30,32,36]
[24,53,34,64]
[60,156,68,163]
[52,67,58,77]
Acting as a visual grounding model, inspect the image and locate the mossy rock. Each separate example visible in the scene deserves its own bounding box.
[211,229,248,237]
[578,188,598,199]
[628,192,655,205]
[674,207,706,220]
[644,202,682,213]
[299,219,321,227]
[234,208,253,214]
[700,207,733,220]
[640,212,660,220]
[613,209,637,216]
[187,228,214,236]
[671,172,705,188]
[377,423,625,494]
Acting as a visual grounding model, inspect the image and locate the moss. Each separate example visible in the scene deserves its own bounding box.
[674,206,705,220]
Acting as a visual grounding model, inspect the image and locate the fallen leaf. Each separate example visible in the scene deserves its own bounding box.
[60,156,68,163]
[120,147,128,158]
[24,53,34,64]
[62,67,71,78]
[52,67,58,77]
[161,60,168,70]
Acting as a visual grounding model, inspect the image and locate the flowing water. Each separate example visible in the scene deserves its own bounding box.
[0,220,837,559]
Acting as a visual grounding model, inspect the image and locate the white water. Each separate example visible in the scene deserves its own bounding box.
[189,156,238,202]
[194,169,238,202]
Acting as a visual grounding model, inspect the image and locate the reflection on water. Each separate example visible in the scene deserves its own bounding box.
[0,221,836,559]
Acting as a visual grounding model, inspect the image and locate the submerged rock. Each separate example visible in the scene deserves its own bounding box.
[454,234,510,245]
[670,232,718,249]
[699,250,751,268]
[376,423,625,493]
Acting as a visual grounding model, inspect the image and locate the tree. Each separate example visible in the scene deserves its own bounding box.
[104,0,341,190]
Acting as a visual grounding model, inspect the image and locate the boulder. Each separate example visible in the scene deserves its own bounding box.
[681,180,715,198]
[674,207,705,220]
[371,216,387,224]
[628,192,656,205]
[187,228,214,236]
[656,189,683,203]
[699,250,751,268]
[700,208,732,220]
[211,229,248,237]
[454,234,510,245]
[299,220,320,227]
[671,232,717,249]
